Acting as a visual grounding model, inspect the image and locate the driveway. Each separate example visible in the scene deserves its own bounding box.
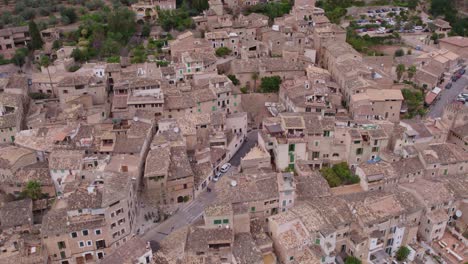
[427,75,468,118]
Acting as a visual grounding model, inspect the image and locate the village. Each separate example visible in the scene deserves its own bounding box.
[0,0,467,263]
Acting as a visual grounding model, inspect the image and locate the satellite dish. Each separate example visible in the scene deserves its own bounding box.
[230,180,237,187]
[133,117,139,122]
[455,210,462,218]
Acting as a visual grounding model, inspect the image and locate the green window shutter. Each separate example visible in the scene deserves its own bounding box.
[223,219,229,224]
[212,106,216,111]
[315,238,320,244]
[251,207,256,212]
[234,94,237,98]
[214,219,222,225]
[234,102,237,106]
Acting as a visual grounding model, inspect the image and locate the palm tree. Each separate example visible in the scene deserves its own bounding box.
[396,64,406,81]
[251,72,259,92]
[22,180,43,200]
[40,55,53,92]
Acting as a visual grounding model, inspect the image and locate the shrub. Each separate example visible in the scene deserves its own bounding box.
[260,76,282,93]
[394,49,405,57]
[240,87,248,94]
[215,47,232,57]
[227,74,240,86]
[29,93,50,100]
[396,246,410,261]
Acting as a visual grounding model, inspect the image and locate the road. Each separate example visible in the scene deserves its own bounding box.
[141,130,258,242]
[230,129,259,166]
[141,188,216,242]
[427,75,468,118]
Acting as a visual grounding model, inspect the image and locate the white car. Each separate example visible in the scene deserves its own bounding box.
[213,172,222,182]
[414,26,423,30]
[220,163,231,173]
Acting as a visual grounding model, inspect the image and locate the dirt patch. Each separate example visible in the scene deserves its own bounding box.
[373,44,410,55]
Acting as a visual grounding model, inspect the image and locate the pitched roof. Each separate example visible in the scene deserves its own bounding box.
[0,199,33,229]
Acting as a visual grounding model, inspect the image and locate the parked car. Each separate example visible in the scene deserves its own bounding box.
[213,171,222,182]
[452,75,460,82]
[220,163,231,173]
[458,69,466,75]
[414,26,423,30]
[445,82,452,89]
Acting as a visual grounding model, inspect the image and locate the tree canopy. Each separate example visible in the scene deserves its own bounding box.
[396,246,410,261]
[260,76,282,93]
[320,162,360,187]
[345,256,362,264]
[21,180,44,200]
[28,20,44,51]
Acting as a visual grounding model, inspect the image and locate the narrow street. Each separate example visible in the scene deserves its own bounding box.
[141,130,259,243]
[427,75,468,118]
[141,188,216,242]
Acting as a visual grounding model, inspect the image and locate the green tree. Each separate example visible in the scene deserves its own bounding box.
[71,48,86,62]
[227,74,240,86]
[28,20,44,51]
[107,8,136,43]
[345,256,362,264]
[251,72,259,92]
[396,246,410,261]
[260,75,282,93]
[141,23,151,38]
[39,55,53,92]
[407,65,417,80]
[12,48,28,70]
[396,64,406,81]
[394,49,404,57]
[60,8,77,25]
[52,40,61,50]
[215,47,232,57]
[21,180,43,200]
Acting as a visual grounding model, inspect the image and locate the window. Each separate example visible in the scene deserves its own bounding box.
[82,230,89,236]
[214,219,222,225]
[354,140,361,144]
[223,219,229,224]
[86,241,92,246]
[79,241,85,248]
[315,238,320,244]
[289,144,295,152]
[212,106,216,111]
[356,148,363,155]
[289,256,294,261]
[372,147,379,152]
[95,229,102,235]
[57,241,66,249]
[251,207,256,212]
[315,141,319,146]
[70,232,77,238]
[60,251,66,259]
[323,131,330,137]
